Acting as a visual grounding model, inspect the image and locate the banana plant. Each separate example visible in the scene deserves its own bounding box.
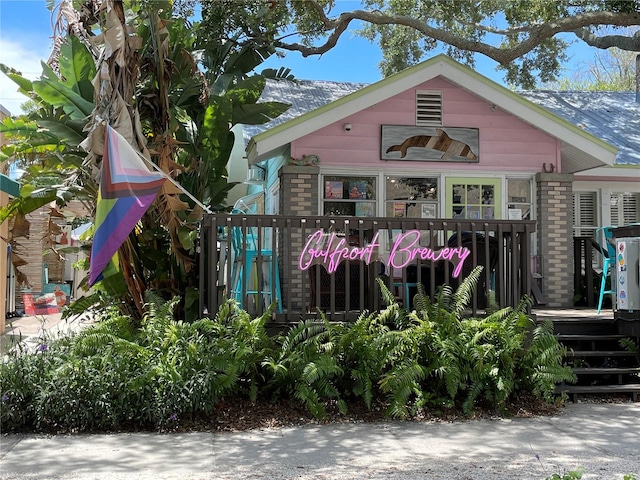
[1,0,291,320]
[125,4,289,319]
[0,35,97,285]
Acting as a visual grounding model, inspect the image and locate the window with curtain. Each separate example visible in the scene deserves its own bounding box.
[507,178,532,220]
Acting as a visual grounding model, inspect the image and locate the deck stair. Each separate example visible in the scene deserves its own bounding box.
[541,314,640,401]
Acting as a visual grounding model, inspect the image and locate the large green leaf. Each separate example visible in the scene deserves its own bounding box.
[231,101,290,126]
[33,73,94,120]
[200,99,233,159]
[177,225,196,252]
[204,177,235,208]
[260,67,296,81]
[38,119,86,146]
[1,132,85,162]
[224,43,274,79]
[0,117,39,135]
[169,79,203,110]
[0,63,35,99]
[0,189,58,223]
[0,116,83,150]
[58,35,96,101]
[2,140,69,157]
[228,75,266,106]
[39,61,60,84]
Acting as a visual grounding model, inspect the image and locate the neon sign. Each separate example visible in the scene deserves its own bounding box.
[299,229,470,277]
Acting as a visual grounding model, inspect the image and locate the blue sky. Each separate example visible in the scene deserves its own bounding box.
[0,0,590,115]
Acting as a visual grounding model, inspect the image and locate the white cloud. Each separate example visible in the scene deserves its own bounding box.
[0,37,52,115]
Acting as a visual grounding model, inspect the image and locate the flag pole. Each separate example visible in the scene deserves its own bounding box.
[134,150,214,215]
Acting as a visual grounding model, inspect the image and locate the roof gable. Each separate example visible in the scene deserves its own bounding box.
[247,55,617,173]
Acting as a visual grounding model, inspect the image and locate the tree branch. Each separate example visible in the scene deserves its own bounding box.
[574,28,640,51]
[274,9,640,66]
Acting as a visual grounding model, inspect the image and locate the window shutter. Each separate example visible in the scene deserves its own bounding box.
[416,90,442,126]
[611,192,640,226]
[573,192,597,237]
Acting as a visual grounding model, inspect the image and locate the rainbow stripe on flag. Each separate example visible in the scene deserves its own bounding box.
[89,125,166,286]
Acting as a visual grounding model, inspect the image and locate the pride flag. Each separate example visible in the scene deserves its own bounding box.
[89,125,166,286]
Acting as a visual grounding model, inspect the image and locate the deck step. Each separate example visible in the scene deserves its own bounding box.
[550,313,639,401]
[555,384,640,401]
[564,350,637,357]
[571,367,640,375]
[550,317,619,336]
[556,334,627,341]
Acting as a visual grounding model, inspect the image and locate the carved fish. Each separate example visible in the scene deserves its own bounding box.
[386,129,477,160]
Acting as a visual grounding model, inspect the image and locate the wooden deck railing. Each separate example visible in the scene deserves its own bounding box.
[573,236,598,308]
[199,215,536,323]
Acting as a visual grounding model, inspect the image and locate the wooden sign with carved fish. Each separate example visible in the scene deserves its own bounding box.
[381,126,479,162]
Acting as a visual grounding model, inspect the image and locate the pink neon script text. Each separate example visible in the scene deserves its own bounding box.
[299,231,380,273]
[387,231,470,277]
[299,229,470,278]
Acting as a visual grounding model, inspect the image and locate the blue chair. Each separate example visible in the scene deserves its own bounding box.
[594,226,616,314]
[393,280,417,309]
[229,224,282,313]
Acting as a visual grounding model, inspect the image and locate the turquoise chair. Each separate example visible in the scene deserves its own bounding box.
[594,226,615,314]
[229,223,282,313]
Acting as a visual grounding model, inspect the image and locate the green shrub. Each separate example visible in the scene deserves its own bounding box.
[367,267,575,417]
[1,271,576,431]
[263,318,346,418]
[1,295,276,431]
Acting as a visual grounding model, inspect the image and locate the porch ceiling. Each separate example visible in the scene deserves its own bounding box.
[561,144,616,174]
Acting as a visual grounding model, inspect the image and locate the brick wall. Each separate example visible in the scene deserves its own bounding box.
[536,172,574,307]
[280,165,318,216]
[279,165,319,312]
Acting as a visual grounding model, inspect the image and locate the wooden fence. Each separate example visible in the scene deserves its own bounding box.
[199,215,536,324]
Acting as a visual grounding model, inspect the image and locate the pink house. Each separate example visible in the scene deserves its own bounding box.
[233,55,637,310]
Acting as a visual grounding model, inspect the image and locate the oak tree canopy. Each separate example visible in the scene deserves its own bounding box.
[195,0,640,87]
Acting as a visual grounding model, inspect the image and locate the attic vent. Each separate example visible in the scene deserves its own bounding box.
[416,90,443,126]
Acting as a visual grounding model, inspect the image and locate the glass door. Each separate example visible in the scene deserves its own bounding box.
[445,177,501,220]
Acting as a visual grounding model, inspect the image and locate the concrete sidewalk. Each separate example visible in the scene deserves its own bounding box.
[1,402,638,480]
[1,312,94,355]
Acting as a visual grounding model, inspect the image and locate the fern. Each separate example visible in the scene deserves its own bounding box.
[263,319,346,418]
[620,337,639,359]
[376,277,396,307]
[336,308,391,409]
[380,361,427,419]
[451,265,483,318]
[521,320,576,401]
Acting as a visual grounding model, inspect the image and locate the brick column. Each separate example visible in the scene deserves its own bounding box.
[536,172,574,307]
[279,165,319,216]
[278,165,319,312]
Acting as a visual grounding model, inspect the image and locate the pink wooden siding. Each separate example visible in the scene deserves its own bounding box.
[291,77,558,172]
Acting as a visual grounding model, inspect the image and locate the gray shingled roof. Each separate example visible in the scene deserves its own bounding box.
[242,79,366,144]
[519,91,640,166]
[245,79,639,166]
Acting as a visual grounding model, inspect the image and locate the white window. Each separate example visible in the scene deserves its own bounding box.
[573,191,597,237]
[322,175,377,216]
[610,192,640,226]
[385,176,439,218]
[507,178,532,220]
